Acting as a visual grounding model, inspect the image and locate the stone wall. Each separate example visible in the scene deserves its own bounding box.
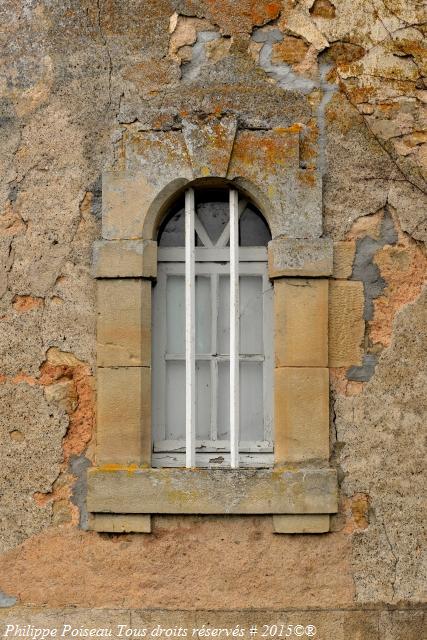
[0,0,425,637]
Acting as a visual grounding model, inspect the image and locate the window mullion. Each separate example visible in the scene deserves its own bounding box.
[185,188,196,468]
[210,273,219,442]
[229,189,240,468]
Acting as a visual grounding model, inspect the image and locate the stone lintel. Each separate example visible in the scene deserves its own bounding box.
[273,514,330,534]
[268,237,333,278]
[93,240,157,278]
[87,467,338,515]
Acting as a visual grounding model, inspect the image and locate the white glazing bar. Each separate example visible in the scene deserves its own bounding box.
[229,189,240,468]
[210,273,218,441]
[185,188,196,468]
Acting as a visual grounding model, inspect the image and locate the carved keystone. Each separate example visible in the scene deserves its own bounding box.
[182,116,238,178]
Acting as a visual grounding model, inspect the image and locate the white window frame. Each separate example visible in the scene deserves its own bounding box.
[152,188,274,469]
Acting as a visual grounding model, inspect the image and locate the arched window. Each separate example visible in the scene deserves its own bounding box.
[89,123,337,534]
[152,187,273,468]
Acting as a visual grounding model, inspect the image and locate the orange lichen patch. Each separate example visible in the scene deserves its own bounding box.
[230,129,299,176]
[299,124,318,168]
[376,102,400,116]
[342,494,370,534]
[337,83,376,107]
[204,0,281,35]
[93,463,139,475]
[369,238,427,347]
[393,38,427,62]
[310,0,336,19]
[0,523,354,609]
[285,123,304,135]
[12,295,44,312]
[330,368,365,397]
[272,36,309,65]
[326,43,366,67]
[297,169,316,187]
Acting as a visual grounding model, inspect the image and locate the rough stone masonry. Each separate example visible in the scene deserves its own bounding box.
[0,1,426,638]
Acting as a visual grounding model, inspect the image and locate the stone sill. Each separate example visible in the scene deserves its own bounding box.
[87,467,338,515]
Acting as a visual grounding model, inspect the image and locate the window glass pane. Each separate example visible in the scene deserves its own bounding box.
[240,276,263,354]
[218,275,230,355]
[195,276,211,354]
[240,204,271,246]
[240,361,264,441]
[158,202,185,247]
[217,360,230,441]
[196,198,229,246]
[165,361,185,440]
[196,360,211,440]
[166,276,185,354]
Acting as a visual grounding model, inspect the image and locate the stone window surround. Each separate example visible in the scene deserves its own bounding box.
[87,118,338,534]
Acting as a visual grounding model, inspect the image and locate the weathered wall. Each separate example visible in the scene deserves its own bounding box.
[0,0,426,636]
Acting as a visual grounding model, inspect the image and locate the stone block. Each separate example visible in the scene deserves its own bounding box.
[87,467,338,515]
[123,130,194,238]
[268,237,333,277]
[342,611,380,639]
[273,514,330,533]
[88,513,151,533]
[380,610,426,640]
[329,280,365,367]
[92,239,157,278]
[275,367,329,463]
[97,279,151,367]
[333,241,356,279]
[101,171,154,240]
[275,278,328,367]
[228,128,322,239]
[96,367,151,465]
[182,116,237,177]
